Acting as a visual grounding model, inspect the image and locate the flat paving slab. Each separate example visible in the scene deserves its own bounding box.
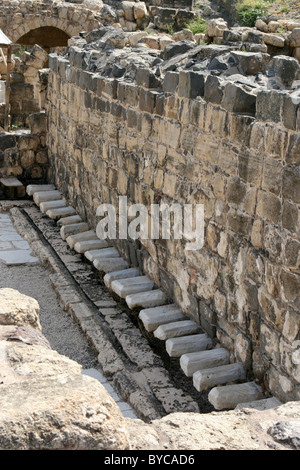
[0,214,39,266]
[0,249,40,266]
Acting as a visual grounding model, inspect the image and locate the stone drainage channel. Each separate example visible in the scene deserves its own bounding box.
[0,185,277,421]
[0,209,138,419]
[0,202,206,421]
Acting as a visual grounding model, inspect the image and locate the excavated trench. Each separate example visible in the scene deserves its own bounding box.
[0,199,215,420]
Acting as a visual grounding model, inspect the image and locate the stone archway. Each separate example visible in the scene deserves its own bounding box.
[11,15,94,46]
[17,26,71,51]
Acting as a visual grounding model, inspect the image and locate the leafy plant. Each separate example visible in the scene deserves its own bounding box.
[236,1,270,26]
[166,24,174,35]
[185,16,207,35]
[15,45,26,58]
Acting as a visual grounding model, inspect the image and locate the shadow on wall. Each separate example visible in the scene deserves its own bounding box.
[17,26,71,53]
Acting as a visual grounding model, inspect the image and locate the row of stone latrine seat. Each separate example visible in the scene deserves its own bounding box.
[26,184,265,411]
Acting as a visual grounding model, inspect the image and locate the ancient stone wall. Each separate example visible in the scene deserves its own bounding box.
[46,35,300,402]
[0,111,48,186]
[8,45,49,128]
[0,0,102,45]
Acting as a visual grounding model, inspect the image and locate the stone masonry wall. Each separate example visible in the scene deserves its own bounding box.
[46,45,300,403]
[0,111,49,186]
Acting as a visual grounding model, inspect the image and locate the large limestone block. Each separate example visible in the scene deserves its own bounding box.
[287,28,300,47]
[33,190,62,205]
[193,363,246,392]
[60,223,89,240]
[111,276,154,299]
[139,304,184,332]
[0,339,130,450]
[154,320,200,340]
[26,184,56,196]
[134,2,147,20]
[180,348,229,377]
[126,289,167,309]
[82,0,104,11]
[206,18,228,38]
[166,334,213,357]
[208,382,264,410]
[0,288,41,330]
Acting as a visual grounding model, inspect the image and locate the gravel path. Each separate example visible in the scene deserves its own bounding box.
[0,260,99,369]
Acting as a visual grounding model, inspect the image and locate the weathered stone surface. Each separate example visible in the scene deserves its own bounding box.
[45,23,300,403]
[266,55,300,88]
[0,288,41,330]
[26,185,56,196]
[228,51,270,75]
[94,257,129,274]
[287,28,300,48]
[74,239,108,254]
[154,319,200,340]
[268,421,300,450]
[221,82,256,115]
[208,382,264,410]
[33,190,62,205]
[111,275,154,299]
[57,215,82,227]
[40,200,66,214]
[139,304,185,332]
[66,230,100,250]
[180,348,230,377]
[85,247,120,262]
[60,223,90,241]
[193,363,246,392]
[46,206,76,220]
[103,268,140,289]
[126,289,168,309]
[166,333,213,357]
[263,34,285,48]
[0,339,130,450]
[206,18,228,38]
[136,401,300,450]
[178,70,205,99]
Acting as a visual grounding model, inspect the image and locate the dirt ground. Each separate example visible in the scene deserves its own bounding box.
[0,260,100,369]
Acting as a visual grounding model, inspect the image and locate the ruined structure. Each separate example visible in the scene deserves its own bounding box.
[0,0,300,442]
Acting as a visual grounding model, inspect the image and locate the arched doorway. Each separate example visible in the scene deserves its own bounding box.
[17,26,70,52]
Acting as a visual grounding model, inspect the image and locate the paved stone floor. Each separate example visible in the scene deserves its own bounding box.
[0,213,40,266]
[0,211,137,419]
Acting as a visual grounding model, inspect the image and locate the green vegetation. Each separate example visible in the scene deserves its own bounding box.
[185,16,207,34]
[15,45,26,58]
[166,24,174,35]
[236,0,272,26]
